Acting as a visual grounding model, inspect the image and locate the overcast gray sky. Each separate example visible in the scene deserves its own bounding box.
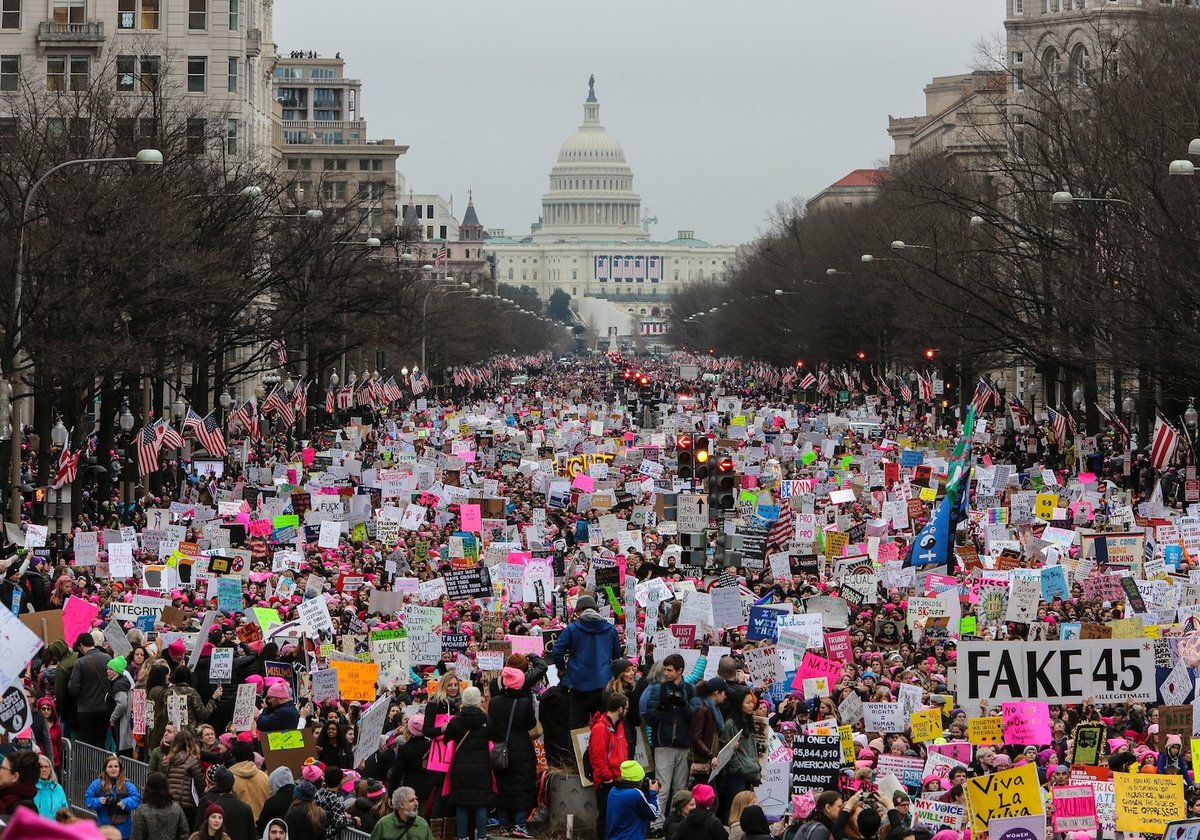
[275,1,1002,246]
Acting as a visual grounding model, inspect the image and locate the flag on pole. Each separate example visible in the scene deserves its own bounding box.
[270,338,288,367]
[136,423,162,477]
[325,388,335,415]
[971,380,991,416]
[1096,402,1129,443]
[187,410,227,457]
[158,420,183,450]
[291,379,308,421]
[1061,405,1077,438]
[917,373,934,403]
[1046,406,1067,442]
[51,434,79,490]
[798,372,816,390]
[262,386,295,426]
[434,246,449,267]
[1150,417,1180,470]
[899,381,912,403]
[1008,395,1033,428]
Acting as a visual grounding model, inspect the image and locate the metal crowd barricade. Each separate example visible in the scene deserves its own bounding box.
[340,828,371,840]
[64,739,150,818]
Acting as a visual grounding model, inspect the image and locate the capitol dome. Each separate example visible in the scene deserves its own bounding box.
[531,77,650,243]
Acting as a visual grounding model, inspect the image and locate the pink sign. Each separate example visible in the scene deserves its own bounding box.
[301,447,315,466]
[928,741,972,765]
[248,519,272,537]
[506,551,532,566]
[876,542,899,564]
[63,597,100,647]
[571,474,595,493]
[1002,701,1052,746]
[1051,785,1098,832]
[792,651,844,688]
[824,630,852,663]
[459,504,482,533]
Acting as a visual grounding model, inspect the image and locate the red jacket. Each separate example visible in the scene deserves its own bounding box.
[589,710,629,785]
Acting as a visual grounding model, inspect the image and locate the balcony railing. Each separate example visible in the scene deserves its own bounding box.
[37,20,105,45]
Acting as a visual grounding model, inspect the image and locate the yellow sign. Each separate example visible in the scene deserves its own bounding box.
[331,661,380,702]
[1114,772,1184,833]
[919,486,937,503]
[825,531,849,560]
[1191,738,1200,777]
[1035,492,1057,520]
[964,763,1043,834]
[266,730,305,750]
[968,716,1004,745]
[1109,616,1145,639]
[839,725,855,764]
[910,708,942,743]
[731,415,747,426]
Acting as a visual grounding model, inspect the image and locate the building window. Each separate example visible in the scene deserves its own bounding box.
[116,54,135,91]
[139,55,159,92]
[227,57,237,92]
[228,0,238,29]
[0,55,17,91]
[572,269,577,280]
[118,0,136,28]
[1072,44,1090,86]
[52,0,84,26]
[426,226,433,239]
[358,159,370,171]
[426,204,434,219]
[415,205,422,218]
[188,0,205,30]
[508,268,514,280]
[186,117,206,154]
[226,119,238,154]
[439,225,447,239]
[140,0,158,29]
[372,159,382,171]
[1014,0,1023,11]
[47,56,88,91]
[286,158,310,170]
[1014,51,1023,64]
[1,0,18,30]
[321,181,345,201]
[323,158,346,171]
[187,56,206,92]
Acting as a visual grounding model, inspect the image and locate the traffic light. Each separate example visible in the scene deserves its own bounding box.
[694,437,711,482]
[924,348,937,361]
[709,456,736,511]
[676,434,694,481]
[795,360,805,369]
[855,352,866,361]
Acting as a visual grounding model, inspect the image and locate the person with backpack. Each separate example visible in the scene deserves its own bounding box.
[589,692,630,838]
[606,761,660,840]
[641,653,696,824]
[168,666,223,733]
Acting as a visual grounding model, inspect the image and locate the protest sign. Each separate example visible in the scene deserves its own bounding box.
[332,661,380,702]
[1051,786,1098,832]
[232,683,257,731]
[1002,701,1052,745]
[964,763,1044,834]
[262,729,317,776]
[209,648,234,684]
[1070,724,1105,765]
[910,708,943,743]
[961,639,1154,704]
[1114,773,1185,834]
[914,798,967,834]
[790,734,841,796]
[0,685,31,736]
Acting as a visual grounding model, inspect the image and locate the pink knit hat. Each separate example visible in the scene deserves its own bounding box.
[266,682,291,701]
[501,667,525,691]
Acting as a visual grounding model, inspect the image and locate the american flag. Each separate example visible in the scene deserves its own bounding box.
[1046,406,1067,443]
[1009,395,1033,428]
[899,381,913,403]
[262,386,295,426]
[798,372,816,390]
[971,379,992,416]
[325,388,335,415]
[918,373,934,403]
[158,420,184,450]
[765,512,795,553]
[384,376,402,403]
[876,376,892,399]
[51,439,79,490]
[817,371,830,394]
[1150,417,1179,470]
[271,338,288,367]
[187,410,227,457]
[1096,402,1130,442]
[291,379,308,420]
[434,246,449,267]
[1061,405,1077,438]
[136,422,162,477]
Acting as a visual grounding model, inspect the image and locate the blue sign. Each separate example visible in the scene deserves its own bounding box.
[135,615,155,632]
[1166,544,1183,569]
[900,450,924,468]
[747,605,789,641]
[1040,565,1068,601]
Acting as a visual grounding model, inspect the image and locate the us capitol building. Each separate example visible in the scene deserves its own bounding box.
[486,77,736,350]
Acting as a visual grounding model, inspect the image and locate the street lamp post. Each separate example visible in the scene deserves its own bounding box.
[7,149,162,523]
[421,281,474,371]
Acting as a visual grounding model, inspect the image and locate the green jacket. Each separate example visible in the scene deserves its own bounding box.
[369,813,434,840]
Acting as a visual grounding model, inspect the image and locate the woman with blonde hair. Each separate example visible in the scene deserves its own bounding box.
[423,673,463,737]
[727,790,759,840]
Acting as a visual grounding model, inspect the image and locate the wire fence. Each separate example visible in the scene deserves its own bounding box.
[61,739,370,840]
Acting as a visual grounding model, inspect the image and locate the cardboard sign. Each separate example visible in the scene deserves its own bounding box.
[1051,785,1098,832]
[331,660,379,702]
[964,763,1044,834]
[261,728,317,777]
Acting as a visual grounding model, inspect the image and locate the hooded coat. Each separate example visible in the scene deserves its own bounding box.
[487,686,539,812]
[110,672,134,753]
[551,608,623,692]
[230,760,272,821]
[256,768,295,834]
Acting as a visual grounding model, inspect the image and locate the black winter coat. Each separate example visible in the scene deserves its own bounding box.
[444,706,493,807]
[256,783,294,834]
[487,690,538,812]
[391,736,437,805]
[675,807,729,840]
[539,685,572,769]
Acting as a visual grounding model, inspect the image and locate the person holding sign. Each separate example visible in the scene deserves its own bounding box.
[257,682,299,733]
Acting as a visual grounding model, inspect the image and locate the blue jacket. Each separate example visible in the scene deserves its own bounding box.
[551,611,622,692]
[606,781,659,840]
[257,699,301,732]
[85,777,141,840]
[640,679,696,749]
[34,778,67,819]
